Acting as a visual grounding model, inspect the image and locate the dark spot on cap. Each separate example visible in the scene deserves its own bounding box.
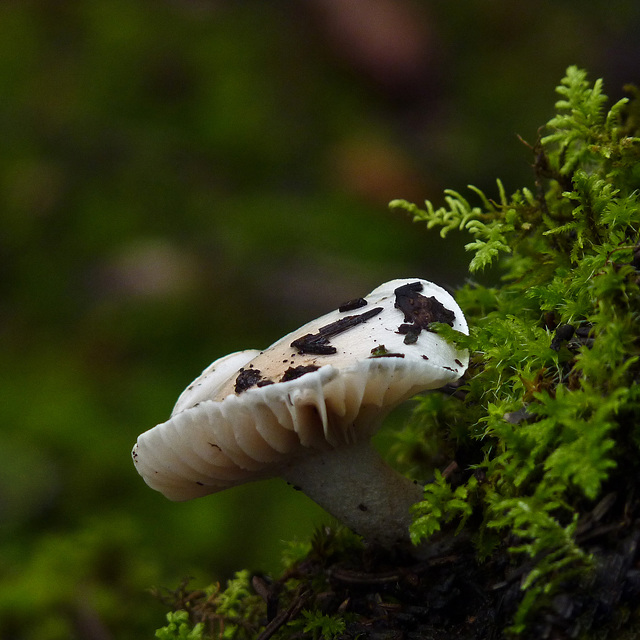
[394,282,456,344]
[235,368,264,393]
[398,324,421,345]
[455,359,463,367]
[291,306,383,355]
[395,282,456,327]
[280,364,320,382]
[290,333,337,355]
[338,297,368,312]
[358,503,368,511]
[196,481,204,486]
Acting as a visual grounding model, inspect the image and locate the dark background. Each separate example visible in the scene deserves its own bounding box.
[1,1,639,637]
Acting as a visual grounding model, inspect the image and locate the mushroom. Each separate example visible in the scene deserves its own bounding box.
[132,278,468,550]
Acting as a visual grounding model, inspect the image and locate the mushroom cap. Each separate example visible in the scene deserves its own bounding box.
[132,278,468,500]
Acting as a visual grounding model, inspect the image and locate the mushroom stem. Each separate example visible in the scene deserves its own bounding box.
[281,440,424,550]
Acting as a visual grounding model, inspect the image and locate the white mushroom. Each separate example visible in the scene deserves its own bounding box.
[132,278,468,550]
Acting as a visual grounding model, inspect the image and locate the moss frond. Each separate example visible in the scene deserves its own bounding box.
[397,66,640,634]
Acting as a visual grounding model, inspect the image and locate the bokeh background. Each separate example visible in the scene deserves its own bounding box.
[2,1,639,637]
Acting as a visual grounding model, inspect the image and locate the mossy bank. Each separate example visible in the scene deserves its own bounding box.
[154,67,640,639]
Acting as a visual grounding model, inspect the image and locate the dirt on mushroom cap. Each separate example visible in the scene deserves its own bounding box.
[209,278,468,401]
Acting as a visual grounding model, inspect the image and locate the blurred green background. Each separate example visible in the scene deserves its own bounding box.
[1,1,638,637]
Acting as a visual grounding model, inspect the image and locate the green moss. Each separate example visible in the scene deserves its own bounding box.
[155,611,205,640]
[393,64,640,635]
[156,67,640,639]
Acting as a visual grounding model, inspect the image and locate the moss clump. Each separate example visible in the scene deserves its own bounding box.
[391,65,640,636]
[155,67,640,639]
